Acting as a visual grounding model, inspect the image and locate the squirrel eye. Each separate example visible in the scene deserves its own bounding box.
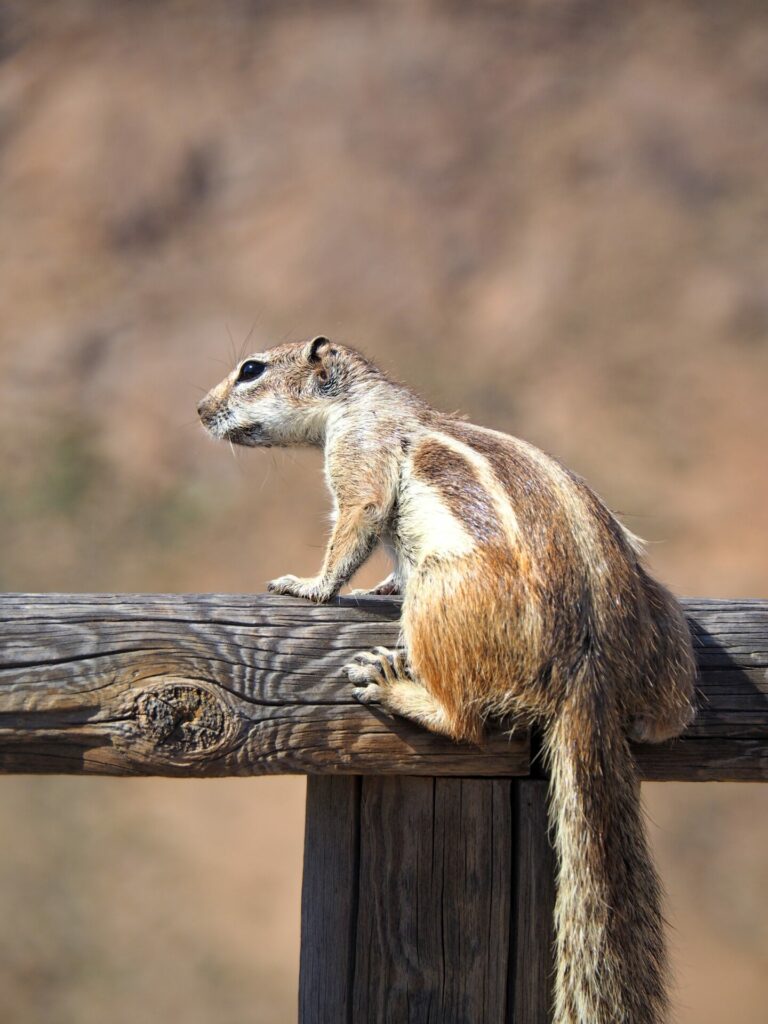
[236,360,266,383]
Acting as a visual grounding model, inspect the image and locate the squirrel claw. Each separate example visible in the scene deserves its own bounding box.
[344,647,409,689]
[351,684,382,705]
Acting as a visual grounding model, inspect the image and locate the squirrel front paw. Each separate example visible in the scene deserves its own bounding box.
[267,574,336,603]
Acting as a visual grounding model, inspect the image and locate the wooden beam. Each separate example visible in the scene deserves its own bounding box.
[0,594,765,780]
[0,594,529,777]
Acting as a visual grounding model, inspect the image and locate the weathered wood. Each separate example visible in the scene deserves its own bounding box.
[352,776,514,1022]
[299,776,556,1023]
[0,594,766,780]
[510,781,556,1022]
[299,776,360,1023]
[0,593,529,777]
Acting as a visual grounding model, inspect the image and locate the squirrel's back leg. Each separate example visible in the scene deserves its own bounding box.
[346,647,459,739]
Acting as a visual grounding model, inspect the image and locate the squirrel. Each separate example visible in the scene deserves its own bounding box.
[198,337,696,1024]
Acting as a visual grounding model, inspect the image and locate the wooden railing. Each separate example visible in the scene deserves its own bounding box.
[1,594,766,1021]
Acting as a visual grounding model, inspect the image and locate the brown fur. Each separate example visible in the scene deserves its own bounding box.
[199,339,697,1024]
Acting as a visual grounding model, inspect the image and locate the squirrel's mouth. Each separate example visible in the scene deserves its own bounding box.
[225,422,271,448]
[199,408,270,447]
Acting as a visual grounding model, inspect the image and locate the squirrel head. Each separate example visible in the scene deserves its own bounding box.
[197,336,378,447]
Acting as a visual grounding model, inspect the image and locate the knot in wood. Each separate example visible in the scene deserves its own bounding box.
[136,682,227,754]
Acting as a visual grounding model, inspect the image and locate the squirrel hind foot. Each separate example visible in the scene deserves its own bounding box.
[629,704,696,744]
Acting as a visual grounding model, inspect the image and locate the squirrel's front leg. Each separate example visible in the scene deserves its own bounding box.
[268,501,383,603]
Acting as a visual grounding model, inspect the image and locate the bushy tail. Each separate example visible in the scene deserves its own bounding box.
[545,660,668,1024]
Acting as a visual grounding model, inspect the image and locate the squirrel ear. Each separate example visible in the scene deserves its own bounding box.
[307,336,332,364]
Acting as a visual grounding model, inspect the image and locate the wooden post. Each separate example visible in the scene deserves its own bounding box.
[299,776,555,1023]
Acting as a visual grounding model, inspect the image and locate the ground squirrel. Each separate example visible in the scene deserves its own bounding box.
[198,337,696,1024]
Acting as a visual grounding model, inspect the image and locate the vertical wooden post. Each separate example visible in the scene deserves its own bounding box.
[299,777,555,1024]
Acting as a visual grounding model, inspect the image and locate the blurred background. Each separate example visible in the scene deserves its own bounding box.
[0,1,766,1021]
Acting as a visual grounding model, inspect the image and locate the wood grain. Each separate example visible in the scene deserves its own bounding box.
[352,776,514,1023]
[509,781,556,1023]
[0,594,765,780]
[299,776,557,1024]
[0,593,529,776]
[299,776,361,1023]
